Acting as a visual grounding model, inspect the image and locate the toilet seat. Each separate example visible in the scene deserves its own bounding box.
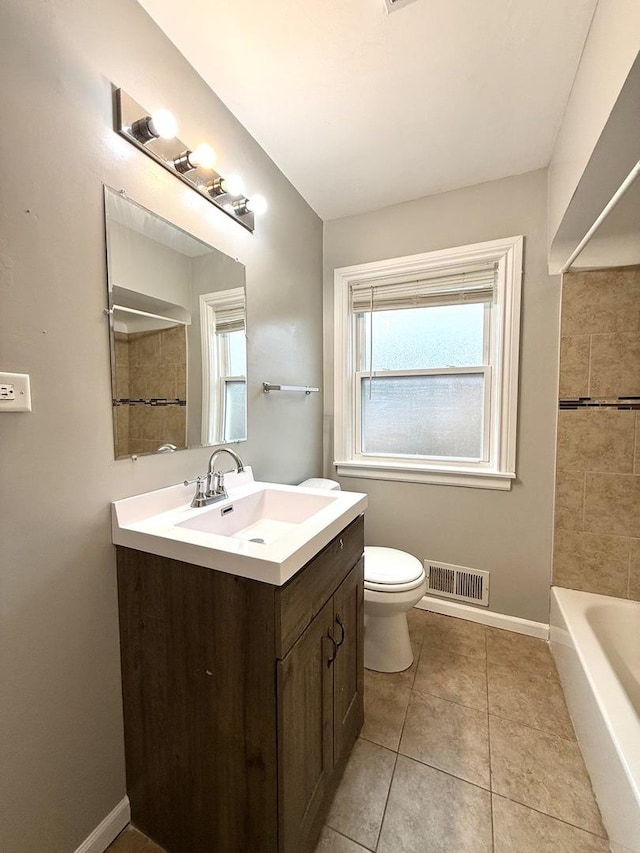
[364,546,425,593]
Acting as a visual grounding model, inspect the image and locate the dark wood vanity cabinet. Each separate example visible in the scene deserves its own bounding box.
[116,514,364,853]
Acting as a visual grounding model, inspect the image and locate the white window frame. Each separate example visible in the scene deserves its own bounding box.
[333,236,523,490]
[200,288,246,445]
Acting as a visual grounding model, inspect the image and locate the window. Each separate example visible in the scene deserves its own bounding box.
[200,288,247,444]
[333,237,523,490]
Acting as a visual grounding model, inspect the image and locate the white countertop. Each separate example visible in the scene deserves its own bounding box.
[112,468,367,586]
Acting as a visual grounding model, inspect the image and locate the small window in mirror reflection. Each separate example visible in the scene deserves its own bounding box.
[201,288,247,445]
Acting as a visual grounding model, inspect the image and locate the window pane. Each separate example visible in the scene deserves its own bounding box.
[361,304,485,371]
[361,374,484,459]
[226,329,246,375]
[224,380,246,442]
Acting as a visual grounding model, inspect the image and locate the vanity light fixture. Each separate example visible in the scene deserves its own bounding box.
[113,87,267,233]
[231,194,268,217]
[130,108,178,143]
[205,173,245,198]
[172,143,217,174]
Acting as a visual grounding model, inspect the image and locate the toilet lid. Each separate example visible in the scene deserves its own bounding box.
[364,546,424,586]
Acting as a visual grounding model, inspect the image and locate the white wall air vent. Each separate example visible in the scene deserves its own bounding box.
[425,561,490,606]
[383,0,420,13]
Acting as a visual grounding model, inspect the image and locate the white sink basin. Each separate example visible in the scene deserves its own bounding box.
[176,489,337,544]
[112,467,367,586]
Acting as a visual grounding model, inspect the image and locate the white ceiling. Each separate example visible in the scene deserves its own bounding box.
[137,0,599,221]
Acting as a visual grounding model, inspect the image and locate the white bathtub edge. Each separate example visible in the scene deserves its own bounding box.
[550,587,640,853]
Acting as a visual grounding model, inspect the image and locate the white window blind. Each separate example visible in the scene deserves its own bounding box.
[215,304,245,334]
[350,264,496,313]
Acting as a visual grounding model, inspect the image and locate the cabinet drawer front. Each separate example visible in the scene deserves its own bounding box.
[275,515,364,659]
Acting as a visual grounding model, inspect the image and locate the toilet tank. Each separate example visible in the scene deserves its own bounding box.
[298,478,341,491]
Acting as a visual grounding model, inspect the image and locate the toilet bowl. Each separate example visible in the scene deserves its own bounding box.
[363,546,426,672]
[299,478,427,673]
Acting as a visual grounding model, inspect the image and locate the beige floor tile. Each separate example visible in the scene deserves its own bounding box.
[406,606,430,647]
[314,825,373,852]
[487,660,574,739]
[399,691,490,788]
[365,636,423,686]
[429,616,487,660]
[106,827,166,853]
[361,669,412,751]
[489,716,606,837]
[486,628,558,679]
[326,738,396,850]
[418,609,453,630]
[492,795,609,853]
[414,645,487,710]
[377,755,492,853]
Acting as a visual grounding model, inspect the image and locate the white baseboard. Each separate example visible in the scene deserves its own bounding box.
[73,796,130,853]
[415,594,549,640]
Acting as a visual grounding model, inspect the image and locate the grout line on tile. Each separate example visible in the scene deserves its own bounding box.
[581,470,587,531]
[493,793,609,841]
[485,626,495,851]
[488,710,577,744]
[326,825,376,852]
[486,656,561,685]
[399,629,427,730]
[373,750,398,852]
[396,752,492,794]
[411,682,487,714]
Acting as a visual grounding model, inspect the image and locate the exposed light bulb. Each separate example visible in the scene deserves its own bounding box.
[246,194,268,216]
[222,202,235,214]
[189,143,216,170]
[148,109,178,139]
[224,174,245,196]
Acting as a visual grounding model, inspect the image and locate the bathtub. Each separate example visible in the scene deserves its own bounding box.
[550,587,640,853]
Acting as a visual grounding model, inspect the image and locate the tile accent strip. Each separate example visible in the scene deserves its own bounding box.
[113,398,187,407]
[559,397,640,411]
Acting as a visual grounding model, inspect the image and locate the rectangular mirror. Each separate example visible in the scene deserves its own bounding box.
[104,186,247,459]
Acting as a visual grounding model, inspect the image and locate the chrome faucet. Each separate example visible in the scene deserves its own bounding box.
[184,447,245,508]
[205,447,245,499]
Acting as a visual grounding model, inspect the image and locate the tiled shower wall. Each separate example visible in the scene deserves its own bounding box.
[113,325,187,457]
[553,266,640,600]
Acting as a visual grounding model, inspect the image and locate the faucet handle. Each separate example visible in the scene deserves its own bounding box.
[184,475,209,508]
[206,471,228,499]
[184,475,205,487]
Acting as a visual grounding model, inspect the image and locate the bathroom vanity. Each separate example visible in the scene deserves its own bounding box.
[113,474,367,853]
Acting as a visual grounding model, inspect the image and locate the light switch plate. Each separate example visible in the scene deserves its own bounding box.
[0,372,32,412]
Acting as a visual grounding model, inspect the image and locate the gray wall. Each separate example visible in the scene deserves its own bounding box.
[0,1,322,851]
[323,169,559,624]
[108,221,192,309]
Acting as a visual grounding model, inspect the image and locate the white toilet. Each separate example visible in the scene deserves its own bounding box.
[299,478,427,673]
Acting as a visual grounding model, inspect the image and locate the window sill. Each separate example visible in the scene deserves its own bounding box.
[333,460,515,491]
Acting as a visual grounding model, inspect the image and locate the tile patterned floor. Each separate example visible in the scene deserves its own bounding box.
[107,609,609,853]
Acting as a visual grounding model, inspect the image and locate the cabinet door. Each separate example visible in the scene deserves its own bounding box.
[332,557,364,765]
[277,599,335,853]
